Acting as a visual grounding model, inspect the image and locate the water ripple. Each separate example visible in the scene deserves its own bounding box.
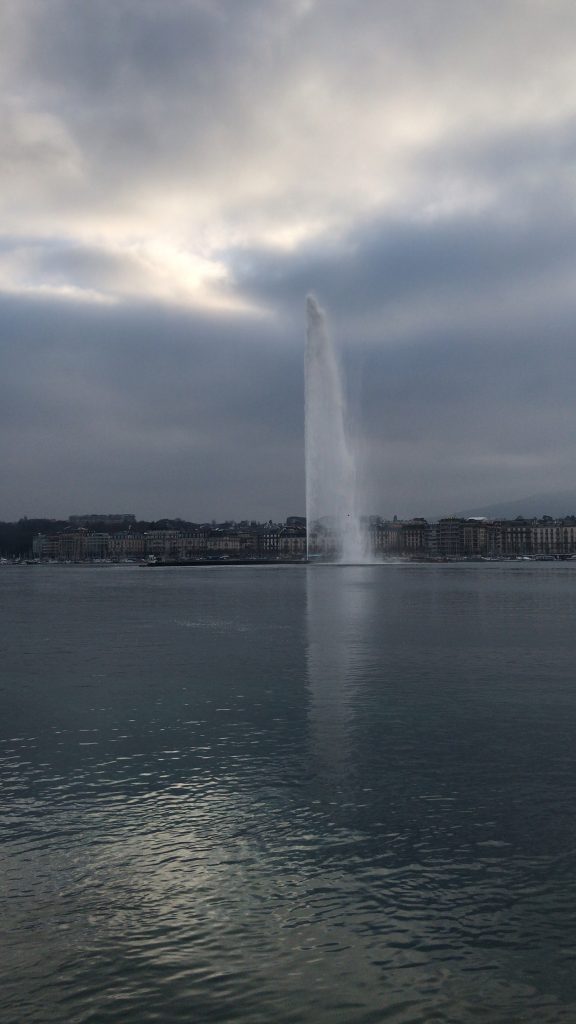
[3,565,576,1021]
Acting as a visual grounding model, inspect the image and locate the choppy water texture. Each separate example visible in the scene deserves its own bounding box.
[2,563,576,1023]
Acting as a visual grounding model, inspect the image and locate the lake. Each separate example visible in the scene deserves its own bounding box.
[2,562,576,1023]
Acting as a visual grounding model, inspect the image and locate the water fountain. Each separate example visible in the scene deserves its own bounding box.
[305,295,372,563]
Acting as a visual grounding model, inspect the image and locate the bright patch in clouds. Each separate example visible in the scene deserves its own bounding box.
[2,0,576,309]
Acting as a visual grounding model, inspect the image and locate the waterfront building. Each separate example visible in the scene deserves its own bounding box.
[175,530,209,559]
[109,531,146,559]
[32,533,58,559]
[144,530,182,559]
[498,518,533,557]
[436,519,464,558]
[260,525,281,555]
[402,519,429,556]
[369,518,400,556]
[531,517,576,556]
[462,518,489,557]
[32,529,110,560]
[277,524,307,557]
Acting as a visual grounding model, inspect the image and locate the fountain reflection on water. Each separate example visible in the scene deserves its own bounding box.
[305,295,374,563]
[306,565,374,790]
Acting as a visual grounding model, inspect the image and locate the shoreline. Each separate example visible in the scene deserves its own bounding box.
[6,554,576,568]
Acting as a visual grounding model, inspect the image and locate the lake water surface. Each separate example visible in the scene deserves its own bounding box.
[2,563,576,1023]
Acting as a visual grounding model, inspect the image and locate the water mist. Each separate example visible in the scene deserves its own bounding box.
[305,295,372,563]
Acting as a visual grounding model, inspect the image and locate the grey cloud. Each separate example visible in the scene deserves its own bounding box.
[5,0,575,226]
[8,0,293,171]
[232,196,576,340]
[228,199,576,515]
[3,0,576,520]
[0,295,305,520]
[3,270,576,522]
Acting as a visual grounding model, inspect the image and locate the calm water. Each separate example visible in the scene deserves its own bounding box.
[2,563,576,1023]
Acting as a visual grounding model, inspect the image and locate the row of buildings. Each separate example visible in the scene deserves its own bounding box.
[31,521,308,561]
[30,515,576,561]
[367,516,576,558]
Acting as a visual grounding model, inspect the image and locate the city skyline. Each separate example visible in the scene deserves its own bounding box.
[23,512,576,563]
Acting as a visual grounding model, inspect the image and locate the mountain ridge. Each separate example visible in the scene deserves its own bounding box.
[456,489,576,520]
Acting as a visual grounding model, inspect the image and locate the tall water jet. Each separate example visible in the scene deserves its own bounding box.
[305,295,371,563]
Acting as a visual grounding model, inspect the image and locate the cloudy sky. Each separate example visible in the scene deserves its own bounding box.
[2,0,576,521]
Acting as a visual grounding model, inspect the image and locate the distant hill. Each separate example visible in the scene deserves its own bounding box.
[457,490,576,520]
